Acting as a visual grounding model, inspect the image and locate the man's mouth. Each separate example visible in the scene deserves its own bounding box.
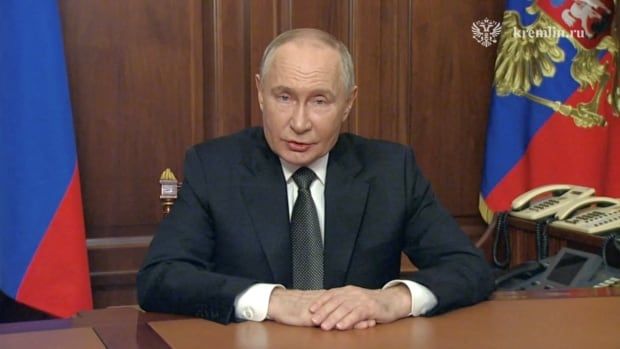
[286,141,312,152]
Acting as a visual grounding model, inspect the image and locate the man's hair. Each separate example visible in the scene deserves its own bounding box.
[259,28,355,92]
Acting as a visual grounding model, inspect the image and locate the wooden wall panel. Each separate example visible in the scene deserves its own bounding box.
[57,0,507,307]
[410,1,504,217]
[349,0,382,137]
[350,0,412,143]
[60,0,204,237]
[59,0,204,307]
[204,0,252,138]
[290,0,350,40]
[249,0,279,126]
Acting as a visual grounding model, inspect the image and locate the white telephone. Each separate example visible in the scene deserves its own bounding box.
[510,184,596,220]
[551,196,620,234]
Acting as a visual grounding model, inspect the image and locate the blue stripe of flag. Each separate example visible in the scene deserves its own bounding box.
[0,0,79,297]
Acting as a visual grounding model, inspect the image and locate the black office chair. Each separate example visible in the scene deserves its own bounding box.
[0,291,53,323]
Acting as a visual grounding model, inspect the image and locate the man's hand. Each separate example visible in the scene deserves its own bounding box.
[267,288,324,327]
[267,288,379,330]
[308,285,412,331]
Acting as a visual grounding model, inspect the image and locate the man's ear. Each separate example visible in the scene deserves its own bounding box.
[342,85,358,122]
[255,74,264,111]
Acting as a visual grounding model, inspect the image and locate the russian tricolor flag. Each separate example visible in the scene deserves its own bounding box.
[0,0,92,317]
[481,0,620,220]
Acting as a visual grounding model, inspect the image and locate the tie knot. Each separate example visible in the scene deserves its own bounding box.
[292,167,317,190]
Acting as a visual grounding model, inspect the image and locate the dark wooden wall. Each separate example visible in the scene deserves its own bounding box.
[58,0,505,308]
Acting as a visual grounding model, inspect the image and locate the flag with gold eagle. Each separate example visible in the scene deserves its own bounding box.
[480,0,620,221]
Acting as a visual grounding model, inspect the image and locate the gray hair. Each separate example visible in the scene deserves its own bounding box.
[259,28,355,92]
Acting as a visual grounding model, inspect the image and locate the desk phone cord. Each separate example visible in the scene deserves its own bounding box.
[535,217,556,261]
[602,233,620,267]
[492,212,511,269]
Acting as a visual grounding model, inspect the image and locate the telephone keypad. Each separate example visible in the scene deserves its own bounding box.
[531,199,560,212]
[564,208,620,230]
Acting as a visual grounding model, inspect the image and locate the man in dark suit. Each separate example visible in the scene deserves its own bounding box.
[137,28,494,331]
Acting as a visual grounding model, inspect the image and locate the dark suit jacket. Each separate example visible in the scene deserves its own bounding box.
[137,127,494,324]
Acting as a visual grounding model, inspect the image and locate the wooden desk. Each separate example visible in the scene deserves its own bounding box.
[1,289,619,349]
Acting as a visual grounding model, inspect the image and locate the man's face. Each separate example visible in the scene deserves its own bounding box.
[256,40,357,166]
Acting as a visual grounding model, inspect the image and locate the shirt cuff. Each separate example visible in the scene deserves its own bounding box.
[234,283,284,321]
[383,279,438,317]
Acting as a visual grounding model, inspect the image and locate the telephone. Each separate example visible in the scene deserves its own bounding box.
[550,196,620,234]
[496,247,620,291]
[509,184,595,221]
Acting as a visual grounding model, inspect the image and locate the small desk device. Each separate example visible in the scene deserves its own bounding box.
[497,247,620,291]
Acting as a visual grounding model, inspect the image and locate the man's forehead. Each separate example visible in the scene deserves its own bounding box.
[270,41,340,73]
[275,38,338,59]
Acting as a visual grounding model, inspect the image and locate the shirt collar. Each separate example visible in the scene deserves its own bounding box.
[280,153,329,185]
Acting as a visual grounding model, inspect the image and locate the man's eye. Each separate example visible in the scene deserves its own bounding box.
[314,98,327,105]
[277,94,290,102]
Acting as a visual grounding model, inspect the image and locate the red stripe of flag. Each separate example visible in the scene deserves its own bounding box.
[17,166,93,318]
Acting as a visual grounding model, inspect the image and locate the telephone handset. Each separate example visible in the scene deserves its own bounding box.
[509,184,595,220]
[550,196,620,234]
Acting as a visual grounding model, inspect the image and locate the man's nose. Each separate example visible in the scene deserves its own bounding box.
[289,104,311,133]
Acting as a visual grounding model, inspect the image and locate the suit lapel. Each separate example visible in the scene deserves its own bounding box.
[323,136,369,289]
[240,133,292,287]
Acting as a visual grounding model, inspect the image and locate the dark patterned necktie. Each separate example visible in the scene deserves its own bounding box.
[290,167,323,290]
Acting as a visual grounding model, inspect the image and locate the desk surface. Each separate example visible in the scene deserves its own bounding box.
[1,289,619,349]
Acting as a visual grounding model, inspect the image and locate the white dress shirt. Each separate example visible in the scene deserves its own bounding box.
[234,153,438,321]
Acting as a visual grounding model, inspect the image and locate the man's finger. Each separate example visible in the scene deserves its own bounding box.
[353,319,376,330]
[311,295,344,325]
[333,306,368,330]
[320,302,357,330]
[309,290,336,313]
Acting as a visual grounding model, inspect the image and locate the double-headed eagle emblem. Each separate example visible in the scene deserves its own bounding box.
[472,18,503,47]
[494,0,619,127]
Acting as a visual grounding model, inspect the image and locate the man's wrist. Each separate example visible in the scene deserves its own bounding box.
[381,284,412,319]
[384,279,437,316]
[266,287,285,320]
[235,283,284,321]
